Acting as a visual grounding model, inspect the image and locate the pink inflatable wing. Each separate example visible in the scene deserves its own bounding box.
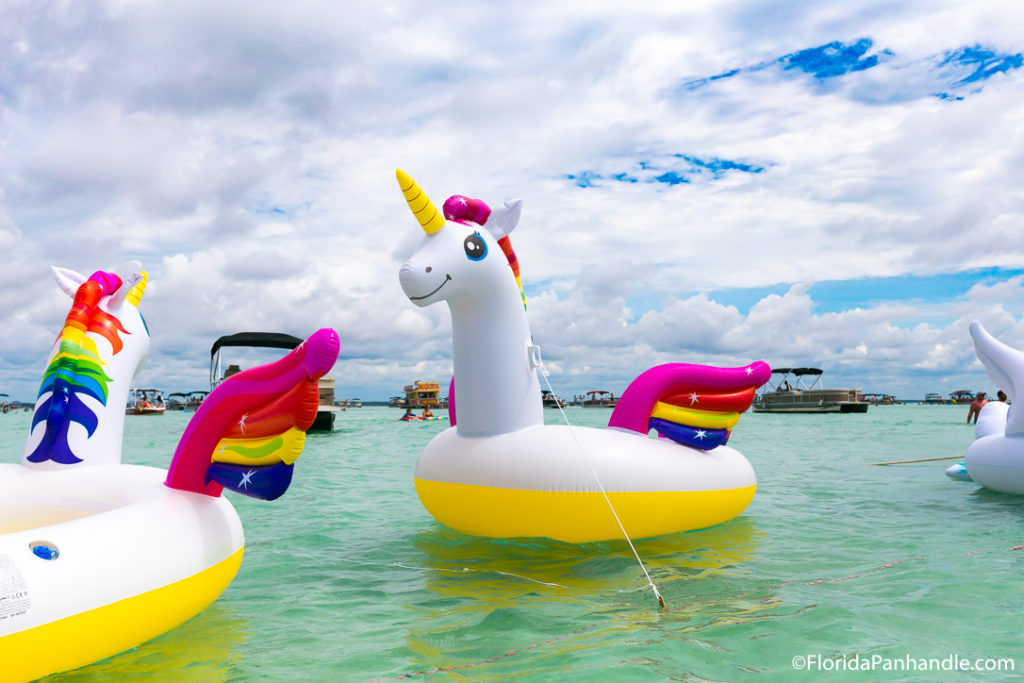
[448,375,456,426]
[164,328,340,496]
[609,362,771,449]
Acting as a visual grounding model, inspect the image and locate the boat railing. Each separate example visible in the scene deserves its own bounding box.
[760,388,862,405]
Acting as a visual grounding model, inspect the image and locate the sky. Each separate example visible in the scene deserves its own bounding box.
[1,0,1023,403]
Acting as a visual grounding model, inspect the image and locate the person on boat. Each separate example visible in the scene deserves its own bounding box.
[966,392,988,424]
[422,407,434,419]
[997,390,1008,402]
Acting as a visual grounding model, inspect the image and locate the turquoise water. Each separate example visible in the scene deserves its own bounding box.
[4,405,1023,681]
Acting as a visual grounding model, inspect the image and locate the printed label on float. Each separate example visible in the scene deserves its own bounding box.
[0,553,30,622]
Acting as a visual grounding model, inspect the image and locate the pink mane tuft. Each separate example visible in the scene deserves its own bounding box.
[443,195,491,225]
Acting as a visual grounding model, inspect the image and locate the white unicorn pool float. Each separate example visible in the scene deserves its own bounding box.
[945,321,1024,493]
[396,169,771,543]
[0,267,339,681]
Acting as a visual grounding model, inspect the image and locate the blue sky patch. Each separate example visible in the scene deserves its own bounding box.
[779,39,886,79]
[568,154,765,188]
[653,171,688,186]
[680,39,1021,104]
[942,45,1023,84]
[702,268,1024,317]
[611,268,1024,326]
[681,38,886,91]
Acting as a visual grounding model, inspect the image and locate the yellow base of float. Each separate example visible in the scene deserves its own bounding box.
[1,548,243,683]
[412,425,759,543]
[416,478,756,543]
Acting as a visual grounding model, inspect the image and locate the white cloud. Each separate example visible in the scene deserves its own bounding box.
[0,0,1022,403]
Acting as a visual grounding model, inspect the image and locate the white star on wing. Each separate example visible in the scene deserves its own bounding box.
[694,429,708,440]
[238,413,248,435]
[239,469,256,489]
[744,366,753,375]
[689,392,699,405]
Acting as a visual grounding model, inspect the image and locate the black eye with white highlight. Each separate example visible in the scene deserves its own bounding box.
[464,232,488,261]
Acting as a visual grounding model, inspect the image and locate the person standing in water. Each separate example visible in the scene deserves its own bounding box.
[967,392,988,424]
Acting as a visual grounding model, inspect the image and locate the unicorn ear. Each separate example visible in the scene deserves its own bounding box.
[485,199,523,241]
[52,266,86,298]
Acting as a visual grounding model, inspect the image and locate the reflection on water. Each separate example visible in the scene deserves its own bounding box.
[389,516,770,678]
[410,515,762,599]
[39,603,248,683]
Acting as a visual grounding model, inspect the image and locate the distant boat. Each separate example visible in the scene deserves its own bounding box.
[541,389,566,409]
[949,390,974,404]
[184,390,209,411]
[403,381,441,409]
[753,368,868,414]
[923,392,946,405]
[166,392,188,410]
[210,332,340,431]
[126,388,166,415]
[581,390,617,408]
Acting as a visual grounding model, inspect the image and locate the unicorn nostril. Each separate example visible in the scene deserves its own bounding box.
[425,266,432,273]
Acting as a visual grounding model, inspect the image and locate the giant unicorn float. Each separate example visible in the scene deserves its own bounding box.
[396,169,771,543]
[0,267,339,682]
[945,322,1024,493]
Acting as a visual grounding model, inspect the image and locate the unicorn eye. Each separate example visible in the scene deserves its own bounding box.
[464,233,487,261]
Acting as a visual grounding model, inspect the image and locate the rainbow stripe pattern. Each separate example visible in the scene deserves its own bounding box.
[27,272,130,465]
[609,361,771,451]
[165,328,340,500]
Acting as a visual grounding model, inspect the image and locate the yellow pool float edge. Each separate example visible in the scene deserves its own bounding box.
[1,547,244,683]
[415,478,756,543]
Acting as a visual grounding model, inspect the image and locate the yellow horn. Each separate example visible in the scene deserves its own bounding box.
[396,168,446,235]
[125,271,148,307]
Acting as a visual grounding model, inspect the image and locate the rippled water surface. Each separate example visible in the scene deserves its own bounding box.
[4,404,1022,681]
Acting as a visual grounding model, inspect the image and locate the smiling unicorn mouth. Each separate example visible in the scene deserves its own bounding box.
[410,274,452,301]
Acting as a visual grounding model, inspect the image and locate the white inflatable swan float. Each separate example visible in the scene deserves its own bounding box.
[946,321,1024,494]
[396,169,770,543]
[0,267,339,681]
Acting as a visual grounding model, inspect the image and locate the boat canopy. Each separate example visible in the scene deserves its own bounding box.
[210,332,304,358]
[770,368,823,376]
[210,332,307,387]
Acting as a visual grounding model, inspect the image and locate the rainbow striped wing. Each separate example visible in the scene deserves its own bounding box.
[648,386,757,450]
[164,328,340,499]
[206,379,321,500]
[609,361,771,451]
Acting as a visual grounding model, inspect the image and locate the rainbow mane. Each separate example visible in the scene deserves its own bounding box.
[27,272,132,465]
[609,362,771,450]
[165,328,340,499]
